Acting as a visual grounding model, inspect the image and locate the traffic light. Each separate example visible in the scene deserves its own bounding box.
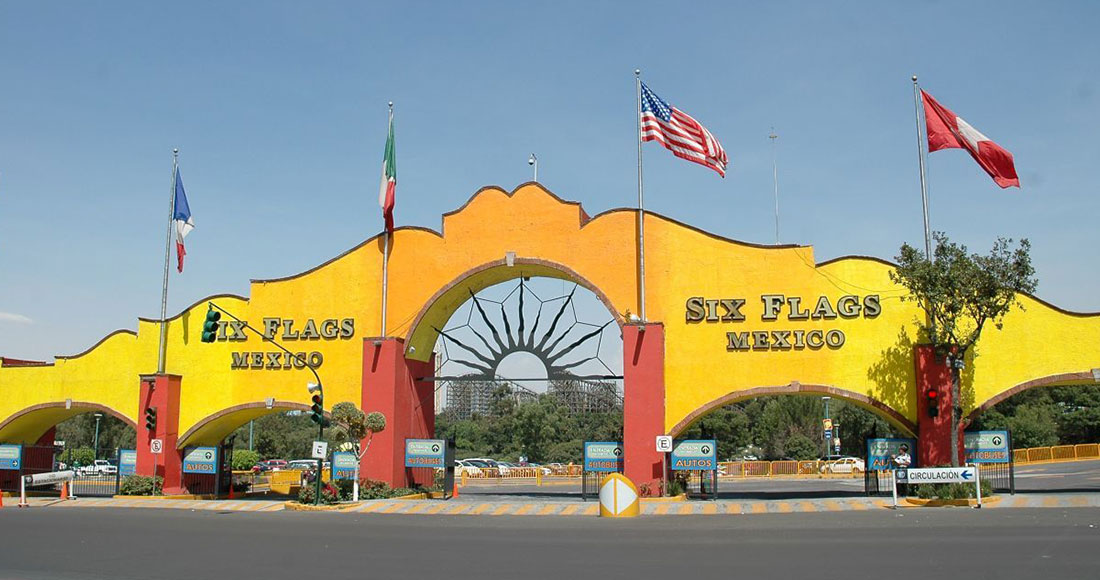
[308,383,330,427]
[201,307,221,343]
[144,406,157,431]
[925,389,940,418]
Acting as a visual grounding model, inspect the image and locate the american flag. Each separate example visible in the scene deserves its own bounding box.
[640,82,727,177]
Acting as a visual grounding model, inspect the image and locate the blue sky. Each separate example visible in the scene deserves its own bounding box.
[2,1,1098,361]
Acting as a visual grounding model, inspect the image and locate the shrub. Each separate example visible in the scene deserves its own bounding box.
[230,450,260,471]
[914,479,994,500]
[298,482,340,505]
[334,478,354,501]
[119,475,163,496]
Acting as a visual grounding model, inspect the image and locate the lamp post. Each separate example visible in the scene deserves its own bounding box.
[528,154,538,182]
[92,412,103,460]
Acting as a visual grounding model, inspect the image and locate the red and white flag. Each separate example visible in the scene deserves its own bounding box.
[921,90,1019,188]
[378,112,396,233]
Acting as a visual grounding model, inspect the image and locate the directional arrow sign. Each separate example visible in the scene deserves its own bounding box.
[903,467,977,484]
[598,473,640,518]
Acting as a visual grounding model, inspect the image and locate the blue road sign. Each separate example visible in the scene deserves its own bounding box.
[182,446,218,474]
[118,449,137,476]
[0,444,21,470]
[670,440,717,471]
[584,442,624,472]
[964,430,1010,463]
[866,438,917,470]
[332,452,358,479]
[405,439,447,468]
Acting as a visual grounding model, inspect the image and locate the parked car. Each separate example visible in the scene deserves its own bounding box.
[287,460,317,471]
[820,456,865,474]
[250,463,271,474]
[78,459,117,477]
[262,459,288,471]
[455,459,482,476]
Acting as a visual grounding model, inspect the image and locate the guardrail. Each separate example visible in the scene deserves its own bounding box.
[1013,443,1100,464]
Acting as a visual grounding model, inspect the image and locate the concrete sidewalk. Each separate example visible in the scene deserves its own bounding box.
[12,492,1100,516]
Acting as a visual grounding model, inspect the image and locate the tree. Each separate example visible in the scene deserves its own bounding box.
[891,232,1037,466]
[331,402,386,501]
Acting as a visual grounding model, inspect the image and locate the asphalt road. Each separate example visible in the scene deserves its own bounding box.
[1,506,1099,579]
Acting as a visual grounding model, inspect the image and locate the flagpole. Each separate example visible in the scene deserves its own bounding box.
[157,149,179,374]
[381,102,393,337]
[911,75,933,260]
[635,69,647,322]
[769,128,780,245]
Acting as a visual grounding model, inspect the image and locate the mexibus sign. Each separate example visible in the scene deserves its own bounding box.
[685,294,881,352]
[208,316,356,371]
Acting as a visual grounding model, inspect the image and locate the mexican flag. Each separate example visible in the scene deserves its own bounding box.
[378,113,396,233]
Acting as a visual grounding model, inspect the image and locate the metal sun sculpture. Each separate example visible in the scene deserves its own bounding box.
[432,279,621,383]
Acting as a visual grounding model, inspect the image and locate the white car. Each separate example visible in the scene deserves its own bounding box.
[454,459,482,476]
[820,457,865,474]
[78,459,117,477]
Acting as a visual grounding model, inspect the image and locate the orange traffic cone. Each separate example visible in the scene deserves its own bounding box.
[60,482,69,500]
[1,491,5,508]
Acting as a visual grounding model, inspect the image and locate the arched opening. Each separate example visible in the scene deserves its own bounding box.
[420,269,624,501]
[667,385,915,500]
[0,403,137,496]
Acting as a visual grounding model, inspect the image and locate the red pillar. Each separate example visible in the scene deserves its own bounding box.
[136,374,184,494]
[914,346,963,466]
[622,323,665,496]
[360,338,435,489]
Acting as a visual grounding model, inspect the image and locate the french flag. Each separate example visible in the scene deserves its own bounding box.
[173,168,194,273]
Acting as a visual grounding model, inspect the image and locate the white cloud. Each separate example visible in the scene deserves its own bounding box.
[0,312,33,324]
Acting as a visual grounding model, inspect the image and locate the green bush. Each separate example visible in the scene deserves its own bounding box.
[334,478,354,501]
[230,450,260,471]
[914,479,994,500]
[298,482,340,505]
[119,475,163,496]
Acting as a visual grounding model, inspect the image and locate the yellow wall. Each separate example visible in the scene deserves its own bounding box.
[2,183,1098,445]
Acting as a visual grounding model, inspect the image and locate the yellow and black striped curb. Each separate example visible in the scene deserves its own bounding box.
[15,493,1100,515]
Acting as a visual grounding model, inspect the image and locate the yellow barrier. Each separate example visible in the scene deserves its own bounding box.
[1012,442,1100,465]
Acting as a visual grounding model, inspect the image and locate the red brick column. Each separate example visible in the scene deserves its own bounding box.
[360,338,436,489]
[622,323,666,495]
[914,346,962,466]
[136,374,184,494]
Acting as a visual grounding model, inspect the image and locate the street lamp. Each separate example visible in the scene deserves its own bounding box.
[528,154,538,182]
[93,412,103,460]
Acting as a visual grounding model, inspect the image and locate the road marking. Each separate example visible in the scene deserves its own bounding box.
[677,504,694,515]
[356,502,387,513]
[512,504,535,516]
[536,504,560,516]
[797,502,817,512]
[725,502,742,514]
[1042,496,1060,508]
[776,502,793,513]
[702,503,718,515]
[491,504,516,516]
[404,502,430,514]
[751,502,767,514]
[470,503,493,515]
[446,504,471,515]
[560,505,581,516]
[424,502,450,515]
[654,504,673,515]
[846,500,868,511]
[582,504,598,515]
[1068,496,1089,507]
[823,500,844,512]
[378,502,407,514]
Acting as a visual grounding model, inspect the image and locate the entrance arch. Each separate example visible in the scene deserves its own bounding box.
[669,383,917,439]
[177,401,319,449]
[0,401,136,445]
[963,371,1098,426]
[403,258,625,363]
